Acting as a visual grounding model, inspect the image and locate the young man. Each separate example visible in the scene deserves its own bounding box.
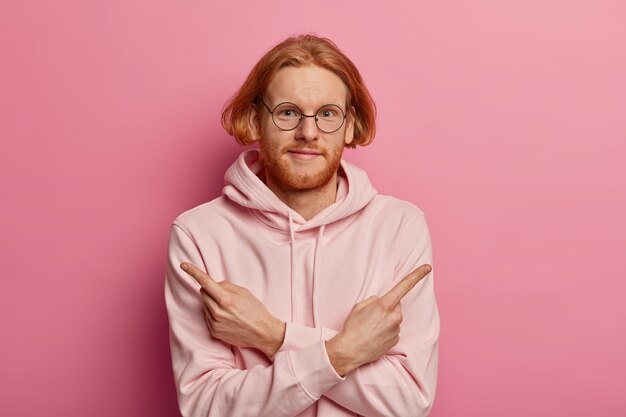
[165,34,440,417]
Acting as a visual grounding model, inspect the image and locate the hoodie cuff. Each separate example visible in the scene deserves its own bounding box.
[287,341,345,400]
[278,322,340,353]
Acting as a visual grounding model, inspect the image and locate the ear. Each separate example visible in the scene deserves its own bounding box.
[344,105,356,145]
[247,103,261,142]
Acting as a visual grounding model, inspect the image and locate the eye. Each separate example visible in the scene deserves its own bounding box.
[274,104,301,119]
[280,109,299,117]
[318,106,341,119]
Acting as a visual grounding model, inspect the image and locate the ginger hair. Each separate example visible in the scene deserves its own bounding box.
[221,34,376,148]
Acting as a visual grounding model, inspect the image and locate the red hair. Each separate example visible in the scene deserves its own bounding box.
[221,34,376,148]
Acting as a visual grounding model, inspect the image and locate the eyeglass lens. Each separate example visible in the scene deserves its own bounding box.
[272,102,345,133]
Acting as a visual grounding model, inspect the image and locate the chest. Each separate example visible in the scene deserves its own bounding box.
[201,221,400,328]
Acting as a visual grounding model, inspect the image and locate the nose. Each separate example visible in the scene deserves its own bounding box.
[296,115,319,142]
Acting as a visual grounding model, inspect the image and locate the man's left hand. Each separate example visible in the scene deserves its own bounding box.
[180,262,286,358]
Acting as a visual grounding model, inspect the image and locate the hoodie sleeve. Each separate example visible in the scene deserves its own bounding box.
[164,223,344,417]
[277,322,339,353]
[273,213,440,417]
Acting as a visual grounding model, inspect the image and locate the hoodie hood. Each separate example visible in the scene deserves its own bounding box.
[222,149,377,232]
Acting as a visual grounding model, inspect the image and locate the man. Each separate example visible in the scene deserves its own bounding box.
[165,34,440,417]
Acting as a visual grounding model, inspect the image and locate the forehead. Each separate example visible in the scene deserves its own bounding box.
[265,65,348,107]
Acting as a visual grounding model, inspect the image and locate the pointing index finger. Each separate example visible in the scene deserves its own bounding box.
[180,262,222,300]
[381,264,432,308]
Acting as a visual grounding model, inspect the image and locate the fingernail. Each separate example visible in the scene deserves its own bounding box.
[181,263,189,272]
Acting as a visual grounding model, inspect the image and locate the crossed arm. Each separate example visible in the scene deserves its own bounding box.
[181,261,430,376]
[165,216,439,417]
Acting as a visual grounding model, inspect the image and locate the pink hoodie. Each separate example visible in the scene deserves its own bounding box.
[165,149,440,417]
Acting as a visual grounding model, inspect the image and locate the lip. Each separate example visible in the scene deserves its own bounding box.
[288,150,323,160]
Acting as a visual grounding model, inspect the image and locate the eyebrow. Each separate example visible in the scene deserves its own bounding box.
[268,100,347,110]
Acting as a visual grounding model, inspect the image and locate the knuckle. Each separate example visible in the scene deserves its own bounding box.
[370,300,384,312]
[381,300,395,313]
[219,295,233,309]
[212,311,224,322]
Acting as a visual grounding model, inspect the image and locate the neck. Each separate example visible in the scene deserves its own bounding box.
[261,170,339,221]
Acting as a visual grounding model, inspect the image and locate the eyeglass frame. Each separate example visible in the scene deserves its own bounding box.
[260,99,348,133]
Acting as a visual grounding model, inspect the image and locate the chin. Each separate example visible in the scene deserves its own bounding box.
[280,169,330,190]
[260,140,343,191]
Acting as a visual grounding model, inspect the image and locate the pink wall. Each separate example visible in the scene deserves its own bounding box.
[1,1,625,416]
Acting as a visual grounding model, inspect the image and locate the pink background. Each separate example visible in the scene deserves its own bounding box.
[1,1,625,416]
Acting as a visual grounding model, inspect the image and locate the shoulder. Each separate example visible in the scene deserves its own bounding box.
[367,194,426,225]
[170,196,242,237]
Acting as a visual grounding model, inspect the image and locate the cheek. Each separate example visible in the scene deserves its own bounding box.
[265,125,291,141]
[259,129,290,152]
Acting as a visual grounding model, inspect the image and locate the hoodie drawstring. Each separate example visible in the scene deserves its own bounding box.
[288,211,295,323]
[312,224,325,327]
[287,210,325,327]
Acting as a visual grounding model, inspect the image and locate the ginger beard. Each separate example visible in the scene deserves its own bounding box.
[258,136,345,191]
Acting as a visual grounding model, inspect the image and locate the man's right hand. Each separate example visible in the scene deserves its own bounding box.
[325,264,432,377]
[180,262,286,358]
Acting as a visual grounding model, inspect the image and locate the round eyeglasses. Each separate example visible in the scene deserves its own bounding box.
[261,99,347,133]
